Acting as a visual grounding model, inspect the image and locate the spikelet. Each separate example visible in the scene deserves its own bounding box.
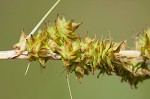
[14,16,150,88]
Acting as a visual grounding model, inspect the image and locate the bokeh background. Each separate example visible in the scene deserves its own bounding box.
[0,0,150,99]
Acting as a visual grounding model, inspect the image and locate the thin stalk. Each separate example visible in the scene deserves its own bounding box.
[0,50,141,60]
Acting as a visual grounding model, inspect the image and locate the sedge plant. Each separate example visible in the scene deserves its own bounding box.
[0,0,150,95]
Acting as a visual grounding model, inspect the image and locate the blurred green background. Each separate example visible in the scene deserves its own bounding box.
[0,0,150,99]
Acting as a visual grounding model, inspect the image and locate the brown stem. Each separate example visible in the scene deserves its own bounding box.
[0,50,141,60]
[0,50,61,60]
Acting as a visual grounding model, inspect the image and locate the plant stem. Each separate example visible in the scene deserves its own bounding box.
[0,50,141,60]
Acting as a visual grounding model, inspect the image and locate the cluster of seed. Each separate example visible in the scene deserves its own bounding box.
[14,17,150,88]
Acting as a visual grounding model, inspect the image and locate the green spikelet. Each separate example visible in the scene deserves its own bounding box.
[137,28,150,59]
[14,16,150,88]
[13,31,27,50]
